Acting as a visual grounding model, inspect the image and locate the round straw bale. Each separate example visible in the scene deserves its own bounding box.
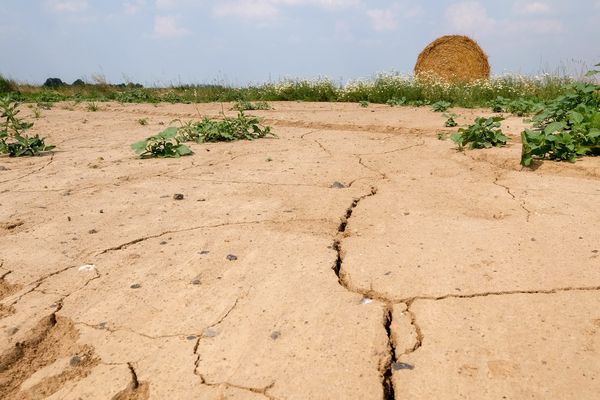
[414,35,490,83]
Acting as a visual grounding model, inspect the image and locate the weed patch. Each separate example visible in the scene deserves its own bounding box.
[451,116,508,150]
[0,96,54,157]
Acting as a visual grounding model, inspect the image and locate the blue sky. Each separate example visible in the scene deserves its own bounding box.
[1,0,599,85]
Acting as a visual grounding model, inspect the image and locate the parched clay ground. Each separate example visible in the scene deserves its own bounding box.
[1,102,599,400]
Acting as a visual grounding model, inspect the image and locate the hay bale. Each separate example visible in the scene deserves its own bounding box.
[414,35,490,83]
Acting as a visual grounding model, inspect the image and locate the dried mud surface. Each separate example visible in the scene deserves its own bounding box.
[1,102,599,399]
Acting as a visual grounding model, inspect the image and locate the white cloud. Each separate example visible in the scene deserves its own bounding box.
[213,0,359,19]
[367,9,397,31]
[213,0,280,19]
[124,0,146,15]
[513,1,552,15]
[445,1,496,34]
[365,1,423,32]
[46,0,88,13]
[153,15,190,37]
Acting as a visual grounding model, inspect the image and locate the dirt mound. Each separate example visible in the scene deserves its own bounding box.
[414,35,490,82]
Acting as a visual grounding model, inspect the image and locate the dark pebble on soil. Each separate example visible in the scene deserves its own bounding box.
[6,327,19,336]
[226,254,238,261]
[392,362,414,370]
[191,278,201,285]
[270,331,281,340]
[330,181,346,189]
[199,250,210,255]
[88,229,98,234]
[69,355,82,366]
[173,193,184,200]
[130,283,141,289]
[186,335,197,341]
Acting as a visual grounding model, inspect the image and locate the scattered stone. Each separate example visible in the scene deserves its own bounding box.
[270,331,281,340]
[88,229,98,234]
[191,278,201,285]
[197,198,206,202]
[186,335,197,341]
[330,181,346,189]
[159,241,167,245]
[173,193,184,200]
[203,328,219,337]
[99,209,104,213]
[226,254,238,261]
[130,283,141,289]
[0,166,9,171]
[360,298,373,305]
[67,216,72,222]
[392,362,414,371]
[98,322,108,329]
[69,355,82,366]
[593,250,598,254]
[6,327,19,336]
[78,264,96,272]
[199,250,210,255]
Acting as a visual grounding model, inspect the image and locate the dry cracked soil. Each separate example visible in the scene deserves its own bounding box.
[0,102,599,400]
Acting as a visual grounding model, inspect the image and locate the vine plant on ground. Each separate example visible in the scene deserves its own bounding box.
[0,96,54,157]
[520,65,600,166]
[451,116,508,150]
[132,111,274,158]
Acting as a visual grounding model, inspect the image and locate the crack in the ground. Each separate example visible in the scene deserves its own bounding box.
[382,306,398,400]
[0,153,55,185]
[97,219,278,256]
[399,285,600,304]
[330,184,400,399]
[493,177,532,222]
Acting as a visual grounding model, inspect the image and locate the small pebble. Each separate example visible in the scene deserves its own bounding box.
[6,327,19,336]
[191,278,201,285]
[159,241,167,245]
[270,331,281,340]
[226,254,238,261]
[330,181,346,189]
[88,229,98,234]
[173,193,184,200]
[69,355,82,367]
[199,250,210,255]
[360,298,373,305]
[203,328,219,337]
[392,362,414,371]
[130,283,141,289]
[186,335,197,341]
[99,209,104,213]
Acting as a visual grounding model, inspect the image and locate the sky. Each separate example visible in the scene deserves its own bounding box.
[1,0,599,85]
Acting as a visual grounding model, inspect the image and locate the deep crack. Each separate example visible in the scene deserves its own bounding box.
[382,307,397,400]
[330,185,398,400]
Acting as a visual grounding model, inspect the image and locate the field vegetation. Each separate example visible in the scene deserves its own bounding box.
[0,72,578,108]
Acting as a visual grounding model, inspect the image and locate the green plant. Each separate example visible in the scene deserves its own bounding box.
[451,116,508,150]
[0,96,54,157]
[431,100,451,112]
[86,102,98,112]
[137,118,149,126]
[131,127,193,158]
[232,100,271,111]
[386,97,407,106]
[444,113,458,127]
[359,100,369,108]
[191,112,274,143]
[520,68,600,166]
